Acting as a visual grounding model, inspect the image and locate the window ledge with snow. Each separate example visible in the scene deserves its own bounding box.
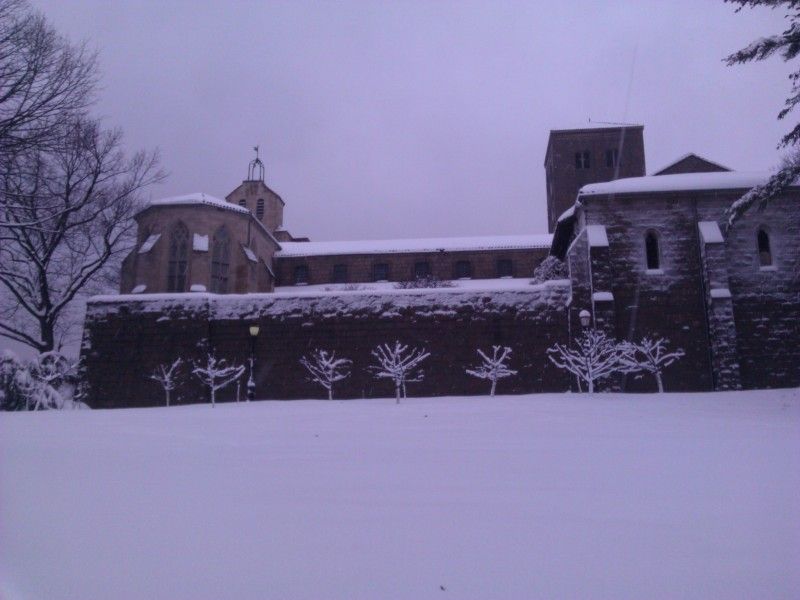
[190,284,207,292]
[710,288,732,299]
[131,284,146,294]
[759,265,777,272]
[645,268,664,275]
[592,291,614,302]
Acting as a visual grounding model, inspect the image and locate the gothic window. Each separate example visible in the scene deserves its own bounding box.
[332,264,348,283]
[372,263,389,282]
[645,230,661,270]
[496,258,513,278]
[239,199,246,207]
[294,264,309,285]
[414,261,431,279]
[167,222,189,292]
[454,260,472,279]
[605,148,619,168]
[757,228,772,267]
[256,198,265,219]
[575,150,591,169]
[210,226,230,293]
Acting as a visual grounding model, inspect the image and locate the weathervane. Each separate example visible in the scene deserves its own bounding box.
[248,144,265,181]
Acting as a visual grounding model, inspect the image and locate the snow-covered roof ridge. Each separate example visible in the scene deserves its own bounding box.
[579,171,784,196]
[652,152,731,175]
[142,192,250,215]
[276,234,553,258]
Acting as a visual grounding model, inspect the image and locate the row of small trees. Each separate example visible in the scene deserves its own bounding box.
[149,331,684,406]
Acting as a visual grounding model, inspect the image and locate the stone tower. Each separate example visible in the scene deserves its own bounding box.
[544,124,646,232]
[225,147,285,232]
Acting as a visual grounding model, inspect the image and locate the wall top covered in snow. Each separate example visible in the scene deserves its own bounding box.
[86,278,571,322]
[579,171,779,196]
[139,192,250,216]
[276,234,553,258]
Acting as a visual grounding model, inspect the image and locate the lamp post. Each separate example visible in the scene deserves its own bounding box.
[579,309,592,329]
[247,323,260,401]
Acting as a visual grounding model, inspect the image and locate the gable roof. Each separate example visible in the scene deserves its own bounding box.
[653,153,731,176]
[579,171,773,197]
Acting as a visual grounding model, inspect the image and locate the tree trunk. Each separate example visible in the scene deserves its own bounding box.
[395,383,401,404]
[655,372,664,393]
[165,389,170,407]
[490,380,496,396]
[210,387,216,407]
[328,387,333,401]
[588,379,594,394]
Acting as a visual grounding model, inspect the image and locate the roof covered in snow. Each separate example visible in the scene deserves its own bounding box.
[141,193,250,215]
[275,234,552,258]
[652,153,731,176]
[579,171,780,197]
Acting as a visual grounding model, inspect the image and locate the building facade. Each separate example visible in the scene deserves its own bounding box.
[83,125,800,407]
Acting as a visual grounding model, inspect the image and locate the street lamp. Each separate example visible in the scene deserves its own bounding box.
[247,323,260,401]
[579,309,591,329]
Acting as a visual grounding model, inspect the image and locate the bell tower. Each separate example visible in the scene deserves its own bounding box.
[226,145,285,232]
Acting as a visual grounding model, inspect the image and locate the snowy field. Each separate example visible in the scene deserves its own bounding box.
[2,390,799,600]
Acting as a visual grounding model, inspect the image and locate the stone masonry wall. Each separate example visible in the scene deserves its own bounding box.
[81,282,572,408]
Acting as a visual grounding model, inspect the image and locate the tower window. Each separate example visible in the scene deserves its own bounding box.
[293,265,309,285]
[645,230,661,270]
[454,260,472,279]
[256,198,265,219]
[414,261,431,279]
[757,228,772,267]
[239,199,246,207]
[497,259,513,278]
[605,148,619,168]
[372,263,389,282]
[167,222,189,292]
[575,150,591,169]
[210,226,230,293]
[332,264,348,283]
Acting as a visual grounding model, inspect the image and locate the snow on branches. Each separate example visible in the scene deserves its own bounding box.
[547,329,625,394]
[0,350,75,410]
[150,358,183,406]
[620,337,685,393]
[370,341,430,403]
[192,353,244,407]
[300,349,352,400]
[465,346,517,396]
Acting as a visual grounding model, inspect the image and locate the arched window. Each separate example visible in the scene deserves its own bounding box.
[210,226,230,293]
[757,228,772,267]
[454,260,472,279]
[256,198,265,219]
[645,230,660,270]
[575,150,591,169]
[294,264,309,285]
[167,222,189,292]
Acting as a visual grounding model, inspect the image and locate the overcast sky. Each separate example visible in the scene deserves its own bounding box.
[32,0,792,241]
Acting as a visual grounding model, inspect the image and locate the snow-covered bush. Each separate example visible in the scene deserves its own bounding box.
[620,337,685,392]
[369,341,430,403]
[0,350,76,410]
[547,330,625,393]
[150,358,183,406]
[465,346,518,396]
[531,256,568,284]
[395,276,454,289]
[192,353,245,407]
[300,349,352,400]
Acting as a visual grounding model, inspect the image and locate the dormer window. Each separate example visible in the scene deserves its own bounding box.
[575,150,590,169]
[757,228,773,267]
[645,230,661,270]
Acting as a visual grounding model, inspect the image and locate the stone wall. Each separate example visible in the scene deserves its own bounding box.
[81,282,573,408]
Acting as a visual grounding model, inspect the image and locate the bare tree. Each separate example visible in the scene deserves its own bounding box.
[0,118,163,352]
[149,358,183,407]
[369,341,430,403]
[192,352,244,407]
[0,0,97,158]
[620,337,685,393]
[465,346,517,396]
[547,330,624,394]
[300,348,351,400]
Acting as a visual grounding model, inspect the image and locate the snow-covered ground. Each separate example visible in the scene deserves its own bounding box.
[2,390,799,600]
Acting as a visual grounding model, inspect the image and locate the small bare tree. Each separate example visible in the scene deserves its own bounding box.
[547,329,624,394]
[620,337,685,393]
[465,346,517,396]
[149,358,182,406]
[370,341,430,403]
[300,349,351,400]
[192,353,244,407]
